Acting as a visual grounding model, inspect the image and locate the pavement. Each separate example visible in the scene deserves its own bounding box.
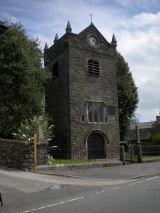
[37,158,160,180]
[0,165,132,188]
[0,158,160,189]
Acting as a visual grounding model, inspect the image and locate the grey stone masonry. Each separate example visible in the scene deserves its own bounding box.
[45,22,120,160]
[0,138,47,170]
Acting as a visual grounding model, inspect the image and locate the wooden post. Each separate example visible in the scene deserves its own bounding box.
[34,134,38,173]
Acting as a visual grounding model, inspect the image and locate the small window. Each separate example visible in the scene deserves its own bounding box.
[107,106,116,115]
[88,59,100,76]
[52,62,59,79]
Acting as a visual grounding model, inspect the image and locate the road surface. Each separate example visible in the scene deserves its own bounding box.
[0,162,160,213]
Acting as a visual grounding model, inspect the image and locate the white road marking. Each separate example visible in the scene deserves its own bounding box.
[66,197,85,202]
[20,186,123,213]
[23,209,37,213]
[46,201,65,208]
[19,183,129,213]
[129,176,159,186]
[20,197,84,213]
[112,187,121,190]
[37,206,46,210]
[95,190,105,195]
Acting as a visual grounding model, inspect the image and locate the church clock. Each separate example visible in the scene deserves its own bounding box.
[88,35,98,47]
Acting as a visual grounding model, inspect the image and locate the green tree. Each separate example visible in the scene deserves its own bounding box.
[152,132,160,145]
[0,21,50,138]
[116,53,138,140]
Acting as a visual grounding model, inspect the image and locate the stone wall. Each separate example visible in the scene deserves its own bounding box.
[45,42,71,159]
[0,138,47,170]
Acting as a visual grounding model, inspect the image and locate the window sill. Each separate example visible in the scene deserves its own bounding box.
[81,121,107,125]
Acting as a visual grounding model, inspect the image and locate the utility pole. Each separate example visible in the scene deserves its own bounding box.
[136,125,142,162]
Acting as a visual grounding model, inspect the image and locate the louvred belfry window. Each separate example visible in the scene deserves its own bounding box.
[88,59,100,76]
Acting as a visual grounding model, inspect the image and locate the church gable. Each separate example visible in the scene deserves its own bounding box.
[74,23,117,56]
[78,23,113,48]
[78,23,109,45]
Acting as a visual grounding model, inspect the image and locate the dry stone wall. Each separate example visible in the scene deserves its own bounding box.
[0,138,47,170]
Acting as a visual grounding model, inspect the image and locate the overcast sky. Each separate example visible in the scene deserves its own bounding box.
[0,0,160,122]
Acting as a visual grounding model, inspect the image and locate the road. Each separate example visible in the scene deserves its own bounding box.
[0,162,160,213]
[21,176,160,213]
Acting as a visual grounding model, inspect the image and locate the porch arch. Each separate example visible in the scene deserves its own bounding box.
[86,130,108,159]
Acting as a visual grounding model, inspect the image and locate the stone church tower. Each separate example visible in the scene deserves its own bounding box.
[45,21,120,160]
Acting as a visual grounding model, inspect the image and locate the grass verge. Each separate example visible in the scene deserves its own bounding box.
[125,152,160,162]
[48,159,107,165]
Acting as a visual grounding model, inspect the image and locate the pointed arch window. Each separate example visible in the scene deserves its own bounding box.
[87,102,116,123]
[87,102,104,123]
[88,59,100,76]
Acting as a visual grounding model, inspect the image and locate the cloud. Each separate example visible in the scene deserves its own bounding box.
[131,12,160,26]
[0,0,160,122]
[0,11,19,23]
[117,22,160,85]
[34,34,53,51]
[115,0,160,10]
[28,0,123,48]
[113,11,160,121]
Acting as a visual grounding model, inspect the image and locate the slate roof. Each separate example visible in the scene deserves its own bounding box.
[128,117,160,142]
[128,129,152,141]
[129,121,154,131]
[128,121,154,141]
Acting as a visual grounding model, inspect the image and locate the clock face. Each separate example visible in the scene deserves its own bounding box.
[88,35,98,46]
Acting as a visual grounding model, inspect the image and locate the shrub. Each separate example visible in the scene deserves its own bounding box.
[152,132,160,145]
[12,113,54,142]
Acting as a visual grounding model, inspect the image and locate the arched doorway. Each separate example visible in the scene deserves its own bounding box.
[87,133,106,159]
